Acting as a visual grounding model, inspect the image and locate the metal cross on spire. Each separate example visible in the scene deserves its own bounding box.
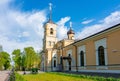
[70,22,72,29]
[49,3,52,20]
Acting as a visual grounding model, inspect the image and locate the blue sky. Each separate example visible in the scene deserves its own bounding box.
[0,0,120,53]
[13,0,120,24]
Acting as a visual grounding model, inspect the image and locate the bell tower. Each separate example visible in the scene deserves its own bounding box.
[43,3,57,50]
[42,3,57,71]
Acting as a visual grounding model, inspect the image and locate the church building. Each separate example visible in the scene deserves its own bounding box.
[41,4,120,72]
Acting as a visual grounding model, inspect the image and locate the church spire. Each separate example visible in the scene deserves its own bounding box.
[49,3,52,20]
[70,21,72,30]
[46,3,54,24]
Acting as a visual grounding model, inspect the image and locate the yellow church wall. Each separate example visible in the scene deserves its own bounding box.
[72,26,120,70]
[74,40,96,70]
[46,50,52,71]
[71,46,77,71]
[63,40,74,47]
[85,41,96,66]
[68,34,74,40]
[107,29,120,65]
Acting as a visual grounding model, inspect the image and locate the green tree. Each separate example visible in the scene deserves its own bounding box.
[24,47,41,70]
[24,47,37,69]
[12,49,22,70]
[21,53,27,71]
[0,52,11,70]
[12,47,41,71]
[36,51,41,68]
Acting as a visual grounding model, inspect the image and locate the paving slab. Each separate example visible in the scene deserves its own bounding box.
[0,71,10,81]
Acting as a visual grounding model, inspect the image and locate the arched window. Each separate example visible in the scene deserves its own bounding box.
[50,28,53,35]
[80,51,84,66]
[98,46,105,66]
[54,60,56,67]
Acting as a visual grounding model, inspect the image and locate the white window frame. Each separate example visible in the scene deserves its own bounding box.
[95,38,108,69]
[78,45,86,70]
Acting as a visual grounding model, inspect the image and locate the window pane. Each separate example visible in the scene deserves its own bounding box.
[80,51,84,66]
[98,46,105,65]
[54,60,56,67]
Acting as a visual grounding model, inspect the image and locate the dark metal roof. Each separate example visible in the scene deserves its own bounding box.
[47,19,55,24]
[67,28,75,35]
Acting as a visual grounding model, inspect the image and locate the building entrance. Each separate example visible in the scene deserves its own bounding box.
[61,54,72,71]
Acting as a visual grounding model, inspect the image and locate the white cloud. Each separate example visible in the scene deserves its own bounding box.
[0,0,47,53]
[22,32,30,37]
[57,17,71,40]
[81,19,94,24]
[77,11,120,39]
[0,0,70,54]
[0,0,11,5]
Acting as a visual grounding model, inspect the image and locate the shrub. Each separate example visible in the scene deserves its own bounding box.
[31,68,38,74]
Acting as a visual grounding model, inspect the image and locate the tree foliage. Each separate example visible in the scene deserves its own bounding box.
[12,49,22,70]
[24,47,41,69]
[12,47,41,71]
[0,51,11,70]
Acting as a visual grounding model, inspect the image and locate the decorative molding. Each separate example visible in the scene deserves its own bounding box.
[78,45,86,69]
[95,38,108,69]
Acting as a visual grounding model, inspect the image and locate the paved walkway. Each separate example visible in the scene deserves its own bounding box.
[0,71,10,81]
[63,70,120,78]
[77,70,120,74]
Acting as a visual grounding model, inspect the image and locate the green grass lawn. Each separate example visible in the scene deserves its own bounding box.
[23,73,94,81]
[15,72,120,81]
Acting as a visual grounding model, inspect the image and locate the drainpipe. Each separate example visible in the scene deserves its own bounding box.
[60,41,64,71]
[73,44,78,72]
[61,47,64,71]
[43,51,47,72]
[51,49,53,71]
